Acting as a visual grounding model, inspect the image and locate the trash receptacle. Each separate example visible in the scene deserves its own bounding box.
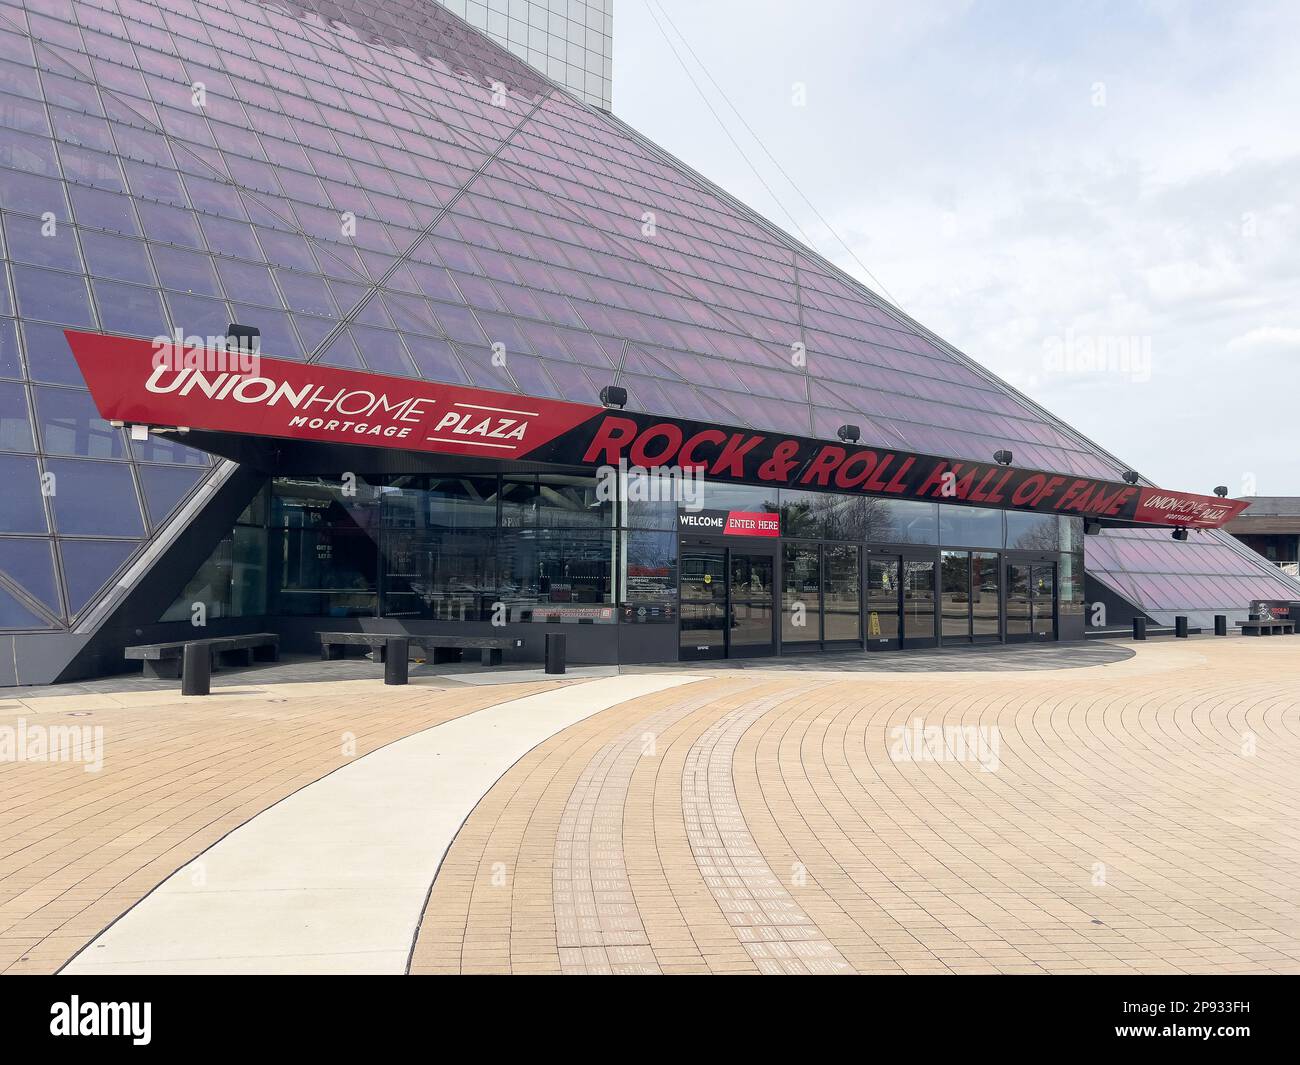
[384,637,409,685]
[1132,617,1146,640]
[545,633,566,675]
[181,641,210,696]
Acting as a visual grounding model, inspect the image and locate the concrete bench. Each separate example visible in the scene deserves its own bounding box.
[1239,620,1295,636]
[125,633,280,679]
[317,632,524,667]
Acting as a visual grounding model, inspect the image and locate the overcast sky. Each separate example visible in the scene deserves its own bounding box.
[612,0,1299,494]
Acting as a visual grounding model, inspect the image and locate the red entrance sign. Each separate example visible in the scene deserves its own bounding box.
[64,330,1249,531]
[724,511,780,537]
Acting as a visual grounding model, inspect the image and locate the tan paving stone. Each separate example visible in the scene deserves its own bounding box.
[0,676,563,974]
[413,640,1300,973]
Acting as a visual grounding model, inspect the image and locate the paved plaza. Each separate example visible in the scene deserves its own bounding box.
[2,638,1298,975]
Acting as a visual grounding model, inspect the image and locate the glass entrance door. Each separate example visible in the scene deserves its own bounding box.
[729,549,775,656]
[1030,563,1056,639]
[1007,560,1055,641]
[866,557,901,649]
[679,544,775,660]
[902,558,937,648]
[680,546,726,659]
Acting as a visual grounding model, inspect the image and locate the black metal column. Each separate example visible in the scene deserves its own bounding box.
[545,633,566,675]
[1175,616,1188,638]
[181,642,210,696]
[384,637,409,685]
[1214,615,1227,636]
[1132,617,1146,640]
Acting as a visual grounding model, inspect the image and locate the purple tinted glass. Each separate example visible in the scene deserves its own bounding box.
[0,454,46,532]
[138,463,203,526]
[45,459,144,536]
[352,327,416,377]
[136,201,204,248]
[0,168,65,216]
[215,259,274,303]
[404,335,468,385]
[3,217,82,271]
[150,247,221,296]
[164,292,232,341]
[0,379,33,450]
[94,280,166,337]
[230,304,303,360]
[0,320,20,381]
[58,537,139,615]
[79,230,155,285]
[0,536,59,616]
[11,266,94,327]
[34,385,127,458]
[275,272,336,316]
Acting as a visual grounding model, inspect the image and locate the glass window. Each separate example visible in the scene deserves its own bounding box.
[1060,515,1084,555]
[0,453,47,532]
[35,385,127,458]
[0,380,34,451]
[498,528,614,618]
[822,544,860,641]
[867,557,900,642]
[1060,551,1085,616]
[1006,510,1059,551]
[781,542,820,644]
[939,505,1004,549]
[622,529,676,606]
[971,552,1000,636]
[45,459,144,535]
[903,559,936,641]
[269,525,376,617]
[864,498,938,545]
[501,473,610,528]
[58,538,137,615]
[941,551,971,640]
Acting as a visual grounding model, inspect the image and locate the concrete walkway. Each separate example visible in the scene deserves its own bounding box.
[62,673,702,974]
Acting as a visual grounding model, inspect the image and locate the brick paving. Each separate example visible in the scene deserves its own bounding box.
[410,639,1300,974]
[0,675,563,974]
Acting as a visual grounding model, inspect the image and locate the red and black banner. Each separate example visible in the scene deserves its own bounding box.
[66,330,1249,530]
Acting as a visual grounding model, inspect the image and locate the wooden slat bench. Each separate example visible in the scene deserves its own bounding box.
[317,632,524,667]
[1239,619,1295,636]
[125,633,280,679]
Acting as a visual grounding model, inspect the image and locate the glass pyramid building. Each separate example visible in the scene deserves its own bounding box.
[0,0,1294,683]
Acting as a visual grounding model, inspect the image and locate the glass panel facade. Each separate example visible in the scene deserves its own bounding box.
[782,543,821,644]
[822,545,860,642]
[971,552,1001,637]
[2,0,1288,673]
[941,551,971,640]
[940,505,1004,549]
[903,560,936,641]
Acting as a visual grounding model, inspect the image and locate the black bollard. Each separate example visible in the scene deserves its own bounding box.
[181,642,210,696]
[384,637,409,685]
[1175,615,1188,638]
[1214,615,1227,636]
[545,632,566,675]
[1132,617,1146,641]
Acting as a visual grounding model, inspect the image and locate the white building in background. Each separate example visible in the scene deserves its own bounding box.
[432,0,614,110]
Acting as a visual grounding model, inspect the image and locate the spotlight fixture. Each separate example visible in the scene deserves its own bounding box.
[837,424,861,443]
[226,322,260,352]
[599,384,628,409]
[1213,486,1228,498]
[1084,520,1102,535]
[1122,470,1140,485]
[993,449,1013,466]
[1171,527,1189,541]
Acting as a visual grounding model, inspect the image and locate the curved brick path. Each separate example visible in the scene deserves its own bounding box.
[410,641,1300,975]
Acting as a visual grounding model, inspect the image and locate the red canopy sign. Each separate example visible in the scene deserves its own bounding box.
[65,330,1249,531]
